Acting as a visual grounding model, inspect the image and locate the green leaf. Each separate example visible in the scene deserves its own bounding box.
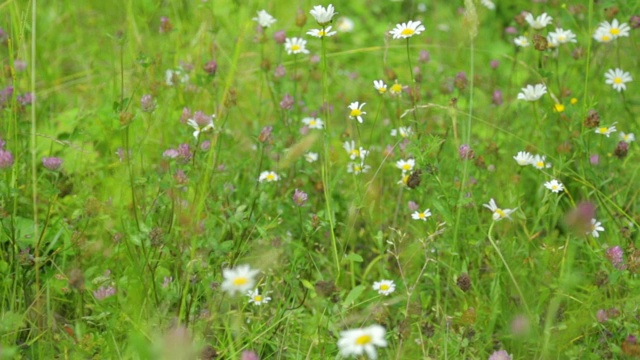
[343,253,363,262]
[342,285,366,308]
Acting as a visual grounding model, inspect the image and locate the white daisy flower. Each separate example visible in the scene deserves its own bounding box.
[336,17,354,32]
[306,26,337,38]
[247,289,271,306]
[517,83,547,101]
[347,161,370,174]
[284,37,310,55]
[548,28,577,44]
[483,198,516,221]
[258,171,280,182]
[620,132,635,143]
[593,27,614,43]
[597,19,630,39]
[530,154,552,169]
[514,36,530,47]
[605,68,632,92]
[343,141,368,160]
[396,159,415,172]
[373,80,387,94]
[348,102,367,123]
[305,152,319,163]
[372,280,396,296]
[389,81,404,95]
[165,68,189,86]
[187,115,215,139]
[480,0,495,10]
[544,179,564,193]
[525,12,553,29]
[595,123,617,137]
[252,10,276,28]
[411,209,432,221]
[390,127,412,138]
[221,264,260,296]
[309,4,337,26]
[302,117,324,129]
[337,325,387,360]
[587,218,604,237]
[389,20,425,39]
[513,151,533,166]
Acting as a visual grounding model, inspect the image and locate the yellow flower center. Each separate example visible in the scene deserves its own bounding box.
[350,109,362,117]
[602,35,611,41]
[419,212,426,219]
[266,174,275,181]
[558,35,566,41]
[318,30,326,36]
[380,284,390,291]
[254,295,262,302]
[378,88,386,94]
[536,161,544,168]
[554,104,565,112]
[309,120,317,126]
[351,150,360,157]
[401,28,414,36]
[354,165,362,172]
[291,44,300,51]
[402,164,411,171]
[599,127,608,133]
[610,28,620,35]
[614,77,623,84]
[495,209,505,218]
[402,175,409,184]
[391,84,402,93]
[355,335,372,345]
[233,277,248,286]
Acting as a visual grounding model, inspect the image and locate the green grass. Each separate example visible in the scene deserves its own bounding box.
[1,0,640,359]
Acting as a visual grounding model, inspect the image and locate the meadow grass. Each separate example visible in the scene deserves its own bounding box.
[1,0,639,359]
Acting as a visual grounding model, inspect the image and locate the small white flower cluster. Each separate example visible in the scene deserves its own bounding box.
[344,140,370,175]
[513,151,552,170]
[221,264,272,306]
[593,19,630,43]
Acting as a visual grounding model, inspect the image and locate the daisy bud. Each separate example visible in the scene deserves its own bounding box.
[42,157,63,171]
[614,141,629,158]
[295,8,307,28]
[456,273,471,292]
[292,188,308,206]
[273,30,286,44]
[203,60,217,76]
[140,94,156,113]
[0,149,14,169]
[584,109,600,128]
[533,34,548,51]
